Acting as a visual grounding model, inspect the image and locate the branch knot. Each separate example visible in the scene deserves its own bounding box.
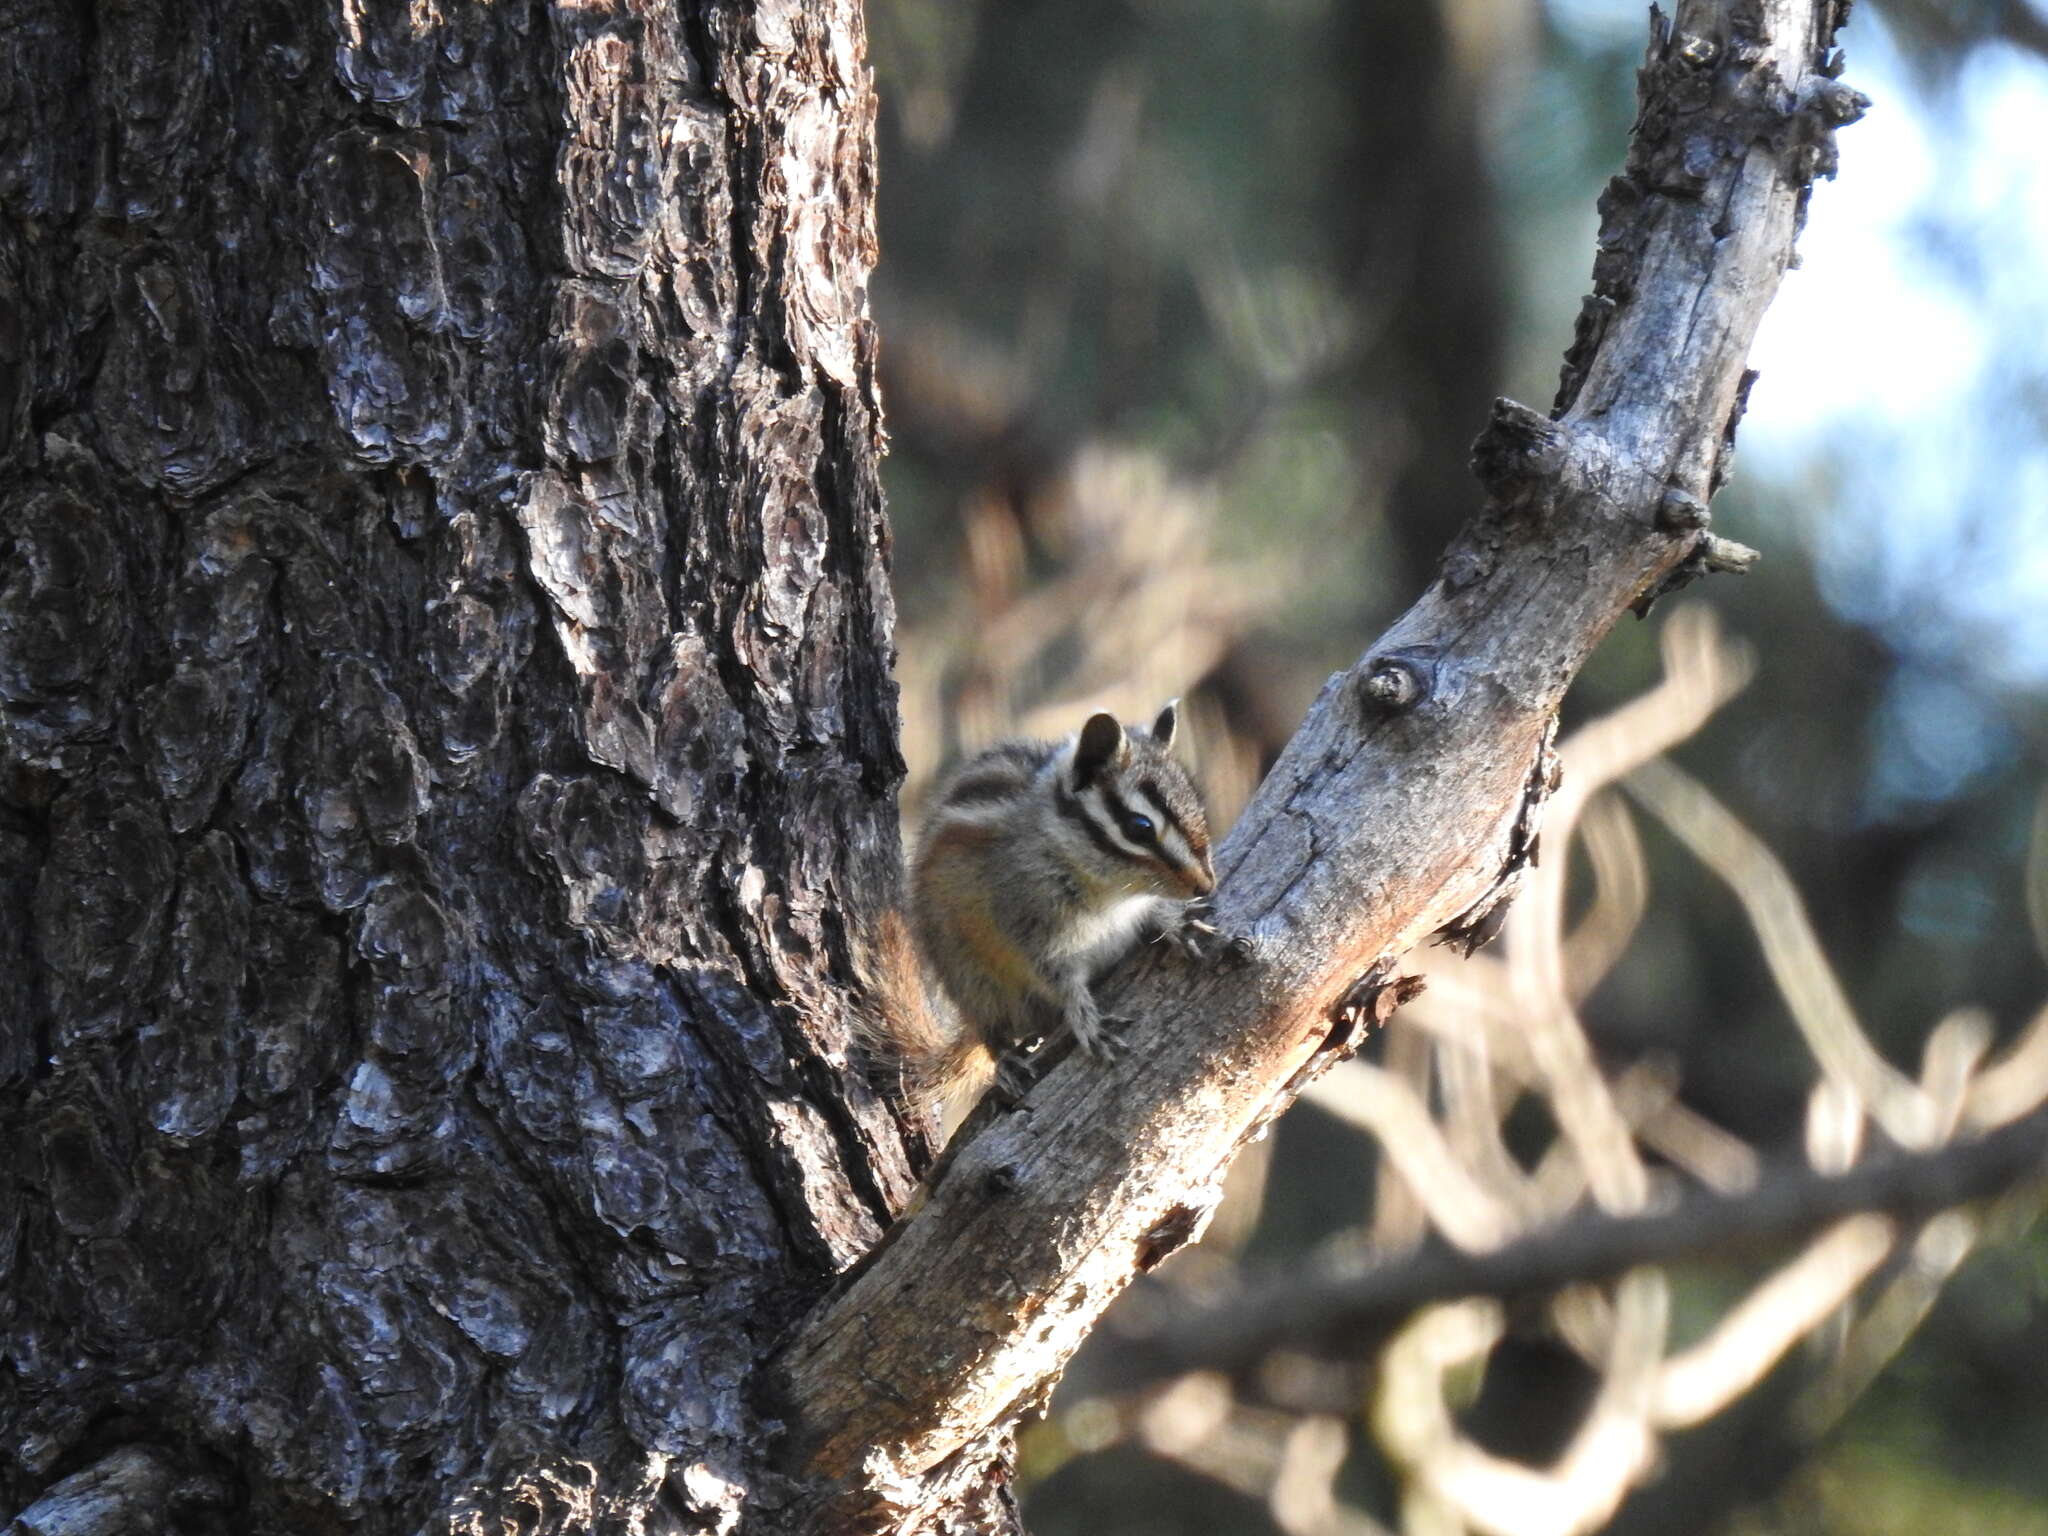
[1470,398,1570,511]
[1361,653,1432,713]
[1657,487,1711,533]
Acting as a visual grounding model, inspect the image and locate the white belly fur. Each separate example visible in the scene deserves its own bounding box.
[1053,893,1168,975]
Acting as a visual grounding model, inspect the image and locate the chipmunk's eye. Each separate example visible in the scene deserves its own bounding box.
[1122,813,1155,843]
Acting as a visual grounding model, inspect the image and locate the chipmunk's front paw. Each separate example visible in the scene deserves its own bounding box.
[1170,899,1252,967]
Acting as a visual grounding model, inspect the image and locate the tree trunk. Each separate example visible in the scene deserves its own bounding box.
[3,0,1868,1531]
[0,2,945,1532]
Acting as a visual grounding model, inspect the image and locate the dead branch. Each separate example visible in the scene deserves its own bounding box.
[1085,1097,2048,1395]
[772,1,1865,1523]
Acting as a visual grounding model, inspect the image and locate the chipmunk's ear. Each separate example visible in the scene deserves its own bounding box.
[1150,699,1180,752]
[1074,712,1127,788]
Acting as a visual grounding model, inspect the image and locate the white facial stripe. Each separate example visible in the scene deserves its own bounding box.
[1122,784,1194,878]
[1064,781,1145,865]
[1158,823,1191,872]
[1063,772,1204,888]
[1109,786,1169,861]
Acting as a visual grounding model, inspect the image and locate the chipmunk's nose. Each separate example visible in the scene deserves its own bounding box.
[1190,859,1216,898]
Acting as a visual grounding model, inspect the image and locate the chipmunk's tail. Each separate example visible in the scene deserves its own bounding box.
[851,909,996,1115]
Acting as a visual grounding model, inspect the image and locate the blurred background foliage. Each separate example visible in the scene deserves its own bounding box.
[864,0,2048,1531]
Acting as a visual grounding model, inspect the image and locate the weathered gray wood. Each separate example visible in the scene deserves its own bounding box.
[773,1,1863,1524]
[0,2,956,1532]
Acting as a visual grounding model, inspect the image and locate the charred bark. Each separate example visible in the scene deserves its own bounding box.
[0,1,937,1532]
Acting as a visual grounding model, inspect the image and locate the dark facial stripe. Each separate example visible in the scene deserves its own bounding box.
[1127,780,1200,859]
[1138,775,1209,860]
[1103,783,1201,885]
[1054,779,1133,867]
[1136,777,1192,842]
[1098,784,1147,840]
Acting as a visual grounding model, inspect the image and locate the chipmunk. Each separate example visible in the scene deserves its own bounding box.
[871,701,1225,1108]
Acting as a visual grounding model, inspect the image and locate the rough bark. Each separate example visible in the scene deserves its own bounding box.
[773,0,1863,1526]
[0,2,936,1533]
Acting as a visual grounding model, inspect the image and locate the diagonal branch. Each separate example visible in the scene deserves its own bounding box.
[772,1,1865,1523]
